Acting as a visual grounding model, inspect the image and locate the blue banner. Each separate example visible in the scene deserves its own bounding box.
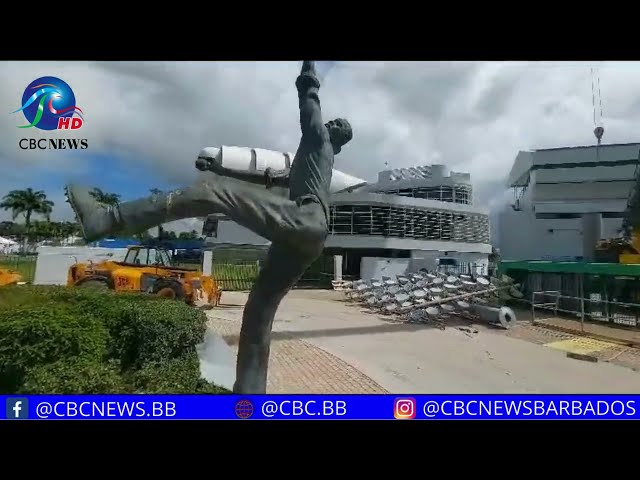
[1,394,638,420]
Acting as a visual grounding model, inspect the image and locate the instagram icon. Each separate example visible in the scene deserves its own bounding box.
[394,398,416,419]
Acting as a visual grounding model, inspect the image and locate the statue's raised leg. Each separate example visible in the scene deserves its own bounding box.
[65,171,326,256]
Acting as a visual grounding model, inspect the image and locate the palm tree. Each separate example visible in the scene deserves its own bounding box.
[61,221,80,240]
[0,188,54,252]
[89,188,121,206]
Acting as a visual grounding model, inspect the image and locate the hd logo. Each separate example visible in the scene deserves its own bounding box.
[12,76,89,150]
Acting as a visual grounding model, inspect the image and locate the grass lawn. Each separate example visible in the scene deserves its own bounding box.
[0,255,37,283]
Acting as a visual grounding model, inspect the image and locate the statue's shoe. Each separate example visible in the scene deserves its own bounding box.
[64,184,118,242]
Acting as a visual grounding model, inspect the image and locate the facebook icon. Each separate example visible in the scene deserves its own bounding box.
[6,398,29,419]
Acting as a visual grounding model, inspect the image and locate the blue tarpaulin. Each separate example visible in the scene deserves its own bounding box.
[94,238,141,248]
[93,238,205,250]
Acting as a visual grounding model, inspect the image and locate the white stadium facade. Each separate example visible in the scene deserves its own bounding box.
[498,142,639,262]
[200,146,492,280]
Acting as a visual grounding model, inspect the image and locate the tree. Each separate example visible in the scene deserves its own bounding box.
[160,230,178,240]
[178,230,200,240]
[28,220,81,244]
[88,188,121,206]
[0,221,25,238]
[133,230,152,242]
[60,221,81,239]
[0,188,54,251]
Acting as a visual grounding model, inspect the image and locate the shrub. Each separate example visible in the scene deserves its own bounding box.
[132,355,229,394]
[104,299,208,370]
[20,359,129,394]
[0,285,229,394]
[0,304,108,392]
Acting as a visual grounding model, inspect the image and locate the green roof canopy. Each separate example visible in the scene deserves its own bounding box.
[499,260,640,277]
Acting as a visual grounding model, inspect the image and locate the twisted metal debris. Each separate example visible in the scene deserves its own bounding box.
[338,269,523,330]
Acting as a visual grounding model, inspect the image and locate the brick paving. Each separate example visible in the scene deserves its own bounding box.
[203,292,640,393]
[206,313,388,394]
[505,322,640,372]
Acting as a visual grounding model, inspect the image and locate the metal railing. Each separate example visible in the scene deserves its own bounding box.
[531,290,640,331]
[437,263,486,276]
[208,261,259,291]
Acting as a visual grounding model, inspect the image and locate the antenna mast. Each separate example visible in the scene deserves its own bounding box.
[591,68,605,155]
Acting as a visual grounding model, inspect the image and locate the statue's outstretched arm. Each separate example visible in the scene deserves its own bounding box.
[264,167,290,189]
[195,157,266,185]
[296,61,325,143]
[196,156,290,189]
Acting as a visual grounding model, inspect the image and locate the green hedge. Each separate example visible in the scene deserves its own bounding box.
[0,285,229,394]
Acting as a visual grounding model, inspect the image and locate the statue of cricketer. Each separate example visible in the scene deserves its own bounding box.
[65,60,353,394]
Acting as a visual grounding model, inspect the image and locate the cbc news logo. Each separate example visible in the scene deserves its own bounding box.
[394,397,416,419]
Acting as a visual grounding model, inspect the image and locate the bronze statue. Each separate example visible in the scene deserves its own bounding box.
[65,60,353,394]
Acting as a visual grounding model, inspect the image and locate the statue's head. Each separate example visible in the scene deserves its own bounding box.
[325,118,352,154]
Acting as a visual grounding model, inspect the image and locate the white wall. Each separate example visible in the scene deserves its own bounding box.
[409,250,488,270]
[325,234,492,254]
[206,220,270,246]
[34,246,129,285]
[499,209,624,261]
[360,257,411,280]
[534,200,627,214]
[531,143,640,166]
[535,164,636,183]
[499,209,535,260]
[532,181,633,202]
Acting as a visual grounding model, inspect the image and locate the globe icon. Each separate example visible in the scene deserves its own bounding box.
[235,400,254,419]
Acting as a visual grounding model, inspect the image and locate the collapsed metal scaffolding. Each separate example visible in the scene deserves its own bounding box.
[336,269,523,330]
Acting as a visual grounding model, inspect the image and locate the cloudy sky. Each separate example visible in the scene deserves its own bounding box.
[1,61,639,238]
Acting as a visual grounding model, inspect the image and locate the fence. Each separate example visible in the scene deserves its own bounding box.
[0,254,37,283]
[210,258,334,291]
[212,261,260,291]
[531,290,640,331]
[436,262,486,276]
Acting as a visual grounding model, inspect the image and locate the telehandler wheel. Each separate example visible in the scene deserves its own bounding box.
[152,279,186,301]
[157,287,176,298]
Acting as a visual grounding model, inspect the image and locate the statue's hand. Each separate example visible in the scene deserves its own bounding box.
[195,157,212,172]
[301,61,316,76]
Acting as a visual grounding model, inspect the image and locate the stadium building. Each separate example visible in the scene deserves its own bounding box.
[499,142,640,262]
[205,163,492,280]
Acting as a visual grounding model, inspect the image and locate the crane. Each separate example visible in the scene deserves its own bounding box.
[589,68,640,263]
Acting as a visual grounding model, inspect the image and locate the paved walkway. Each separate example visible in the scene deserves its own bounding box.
[207,290,640,394]
[205,305,387,394]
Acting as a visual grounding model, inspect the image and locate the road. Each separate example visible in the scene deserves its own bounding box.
[204,289,640,394]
